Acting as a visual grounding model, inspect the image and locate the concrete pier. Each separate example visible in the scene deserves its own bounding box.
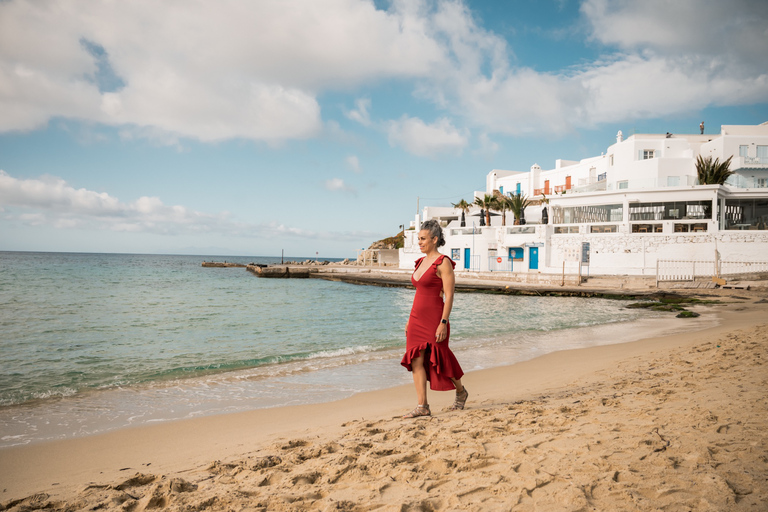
[246,265,318,278]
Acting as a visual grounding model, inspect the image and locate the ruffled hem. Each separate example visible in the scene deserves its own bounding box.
[400,342,464,391]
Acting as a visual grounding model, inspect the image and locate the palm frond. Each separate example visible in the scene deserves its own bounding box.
[695,155,734,185]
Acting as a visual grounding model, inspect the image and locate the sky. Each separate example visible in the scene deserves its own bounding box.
[1,0,767,258]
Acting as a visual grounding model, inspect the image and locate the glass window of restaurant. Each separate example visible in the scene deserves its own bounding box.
[590,225,618,233]
[551,204,623,224]
[723,198,768,230]
[628,201,712,221]
[675,223,708,233]
[632,224,663,233]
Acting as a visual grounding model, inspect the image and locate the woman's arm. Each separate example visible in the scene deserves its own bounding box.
[435,257,455,342]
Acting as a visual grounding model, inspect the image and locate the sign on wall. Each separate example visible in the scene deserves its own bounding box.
[581,242,590,265]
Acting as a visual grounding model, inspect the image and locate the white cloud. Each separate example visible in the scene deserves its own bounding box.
[346,155,362,173]
[345,98,372,127]
[0,169,333,238]
[0,0,765,143]
[413,0,768,134]
[323,177,356,193]
[582,0,768,66]
[0,0,445,142]
[474,133,499,159]
[388,116,468,158]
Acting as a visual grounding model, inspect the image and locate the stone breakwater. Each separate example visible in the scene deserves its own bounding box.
[246,264,318,278]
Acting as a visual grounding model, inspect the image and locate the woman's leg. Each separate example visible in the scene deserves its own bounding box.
[411,350,428,406]
[448,377,469,411]
[450,377,464,394]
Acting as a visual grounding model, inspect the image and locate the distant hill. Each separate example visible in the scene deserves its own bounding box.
[368,231,404,250]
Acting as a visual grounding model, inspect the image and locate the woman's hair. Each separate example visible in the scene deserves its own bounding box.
[420,219,446,247]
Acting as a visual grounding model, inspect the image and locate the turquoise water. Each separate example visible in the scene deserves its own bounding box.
[0,251,686,446]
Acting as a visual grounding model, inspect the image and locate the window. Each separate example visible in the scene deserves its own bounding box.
[632,224,663,233]
[641,149,655,160]
[506,226,535,234]
[739,145,749,157]
[617,180,628,190]
[450,228,476,236]
[554,226,579,234]
[590,225,618,233]
[676,222,708,233]
[629,201,711,221]
[551,204,623,224]
[758,146,768,164]
[724,198,768,230]
[508,247,524,260]
[691,223,708,232]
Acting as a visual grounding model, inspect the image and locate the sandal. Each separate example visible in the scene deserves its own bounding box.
[447,387,469,411]
[402,404,431,418]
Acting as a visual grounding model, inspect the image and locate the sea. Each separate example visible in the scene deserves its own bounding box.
[0,251,715,447]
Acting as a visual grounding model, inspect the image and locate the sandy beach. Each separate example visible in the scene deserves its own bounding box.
[1,290,766,511]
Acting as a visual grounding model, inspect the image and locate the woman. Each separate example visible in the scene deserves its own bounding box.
[401,220,468,418]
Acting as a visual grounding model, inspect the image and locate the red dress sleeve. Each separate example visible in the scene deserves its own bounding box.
[434,254,456,270]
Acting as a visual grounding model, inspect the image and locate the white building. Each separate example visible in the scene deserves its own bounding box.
[400,123,768,278]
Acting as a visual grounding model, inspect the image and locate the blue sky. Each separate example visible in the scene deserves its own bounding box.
[1,0,767,258]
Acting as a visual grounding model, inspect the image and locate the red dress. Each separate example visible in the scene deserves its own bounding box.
[401,254,464,391]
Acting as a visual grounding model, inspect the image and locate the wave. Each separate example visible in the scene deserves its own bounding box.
[0,343,396,407]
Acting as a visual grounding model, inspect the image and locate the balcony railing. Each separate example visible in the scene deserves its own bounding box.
[726,174,768,189]
[740,156,768,166]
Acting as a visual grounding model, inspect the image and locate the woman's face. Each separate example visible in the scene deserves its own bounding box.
[417,230,437,253]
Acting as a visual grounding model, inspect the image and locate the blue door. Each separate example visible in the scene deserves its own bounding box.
[464,248,470,269]
[516,183,521,195]
[529,247,539,269]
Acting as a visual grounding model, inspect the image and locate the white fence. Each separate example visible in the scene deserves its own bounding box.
[656,259,768,285]
[487,256,513,272]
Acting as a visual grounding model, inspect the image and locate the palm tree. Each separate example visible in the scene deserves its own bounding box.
[451,199,471,227]
[493,192,509,226]
[474,194,495,226]
[695,155,734,185]
[506,192,531,225]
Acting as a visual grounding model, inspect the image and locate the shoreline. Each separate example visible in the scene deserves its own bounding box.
[0,300,702,450]
[1,295,766,509]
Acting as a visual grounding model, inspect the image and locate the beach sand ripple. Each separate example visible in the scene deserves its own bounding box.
[3,325,766,511]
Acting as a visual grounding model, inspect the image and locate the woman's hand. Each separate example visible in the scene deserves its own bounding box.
[405,320,409,337]
[435,322,447,342]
